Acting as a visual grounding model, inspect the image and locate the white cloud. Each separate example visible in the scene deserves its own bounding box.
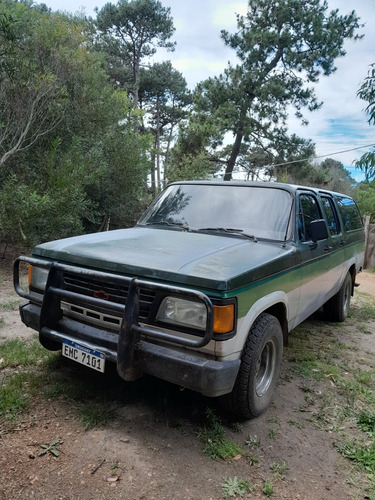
[212,1,247,27]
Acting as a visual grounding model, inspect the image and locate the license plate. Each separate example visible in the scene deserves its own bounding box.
[62,339,105,373]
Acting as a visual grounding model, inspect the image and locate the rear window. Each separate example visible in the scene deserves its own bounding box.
[336,196,363,232]
[321,196,340,236]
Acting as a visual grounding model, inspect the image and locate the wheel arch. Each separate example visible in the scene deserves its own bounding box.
[348,264,356,296]
[263,302,288,346]
[236,292,289,352]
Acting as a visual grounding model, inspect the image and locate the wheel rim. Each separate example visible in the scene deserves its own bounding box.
[255,339,277,397]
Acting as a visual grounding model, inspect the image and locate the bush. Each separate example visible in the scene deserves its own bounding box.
[0,175,90,247]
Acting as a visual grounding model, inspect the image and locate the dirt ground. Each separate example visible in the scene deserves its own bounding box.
[0,265,374,500]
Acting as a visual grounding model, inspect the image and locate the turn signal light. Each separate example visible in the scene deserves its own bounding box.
[28,265,33,286]
[213,304,235,334]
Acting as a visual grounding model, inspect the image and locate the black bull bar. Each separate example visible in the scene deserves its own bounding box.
[13,257,216,381]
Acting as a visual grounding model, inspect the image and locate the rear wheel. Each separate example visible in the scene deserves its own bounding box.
[221,313,283,419]
[323,272,352,322]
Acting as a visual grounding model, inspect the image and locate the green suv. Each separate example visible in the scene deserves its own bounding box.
[14,182,365,418]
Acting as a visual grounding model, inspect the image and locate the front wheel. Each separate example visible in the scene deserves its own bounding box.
[221,313,283,420]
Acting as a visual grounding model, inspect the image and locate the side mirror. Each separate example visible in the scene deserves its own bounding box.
[310,219,328,242]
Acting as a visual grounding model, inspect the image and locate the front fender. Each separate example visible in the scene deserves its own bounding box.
[214,291,290,360]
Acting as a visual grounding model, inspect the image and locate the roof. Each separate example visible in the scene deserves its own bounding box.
[168,180,352,199]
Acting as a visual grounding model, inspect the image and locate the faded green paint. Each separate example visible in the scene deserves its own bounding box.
[32,227,296,292]
[216,239,364,320]
[32,226,364,323]
[234,266,300,318]
[30,182,365,327]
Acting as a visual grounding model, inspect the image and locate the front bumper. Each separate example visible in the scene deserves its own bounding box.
[20,302,240,397]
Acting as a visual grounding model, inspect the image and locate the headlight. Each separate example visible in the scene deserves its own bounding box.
[156,297,235,334]
[29,265,49,291]
[157,297,207,330]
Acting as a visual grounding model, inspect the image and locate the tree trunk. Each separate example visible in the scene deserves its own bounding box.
[224,130,243,181]
[150,149,156,199]
[155,95,161,193]
[133,55,140,108]
[163,122,174,187]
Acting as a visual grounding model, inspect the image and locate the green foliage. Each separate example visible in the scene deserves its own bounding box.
[269,135,316,184]
[277,157,355,194]
[354,182,375,222]
[0,300,20,312]
[0,371,42,422]
[0,2,85,168]
[82,94,152,228]
[38,439,61,457]
[78,404,116,430]
[193,0,362,180]
[0,175,90,246]
[0,373,29,421]
[245,434,261,448]
[139,61,190,109]
[358,412,375,434]
[167,151,216,184]
[268,428,277,440]
[222,477,251,498]
[96,0,175,106]
[338,440,375,473]
[168,118,222,182]
[270,460,289,479]
[0,338,53,367]
[353,293,375,321]
[356,152,375,182]
[139,61,191,194]
[355,63,375,180]
[262,478,274,497]
[314,158,354,194]
[0,339,57,423]
[358,64,375,127]
[0,2,151,245]
[198,408,244,461]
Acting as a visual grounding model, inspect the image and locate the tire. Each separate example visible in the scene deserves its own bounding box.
[221,313,283,420]
[323,272,352,322]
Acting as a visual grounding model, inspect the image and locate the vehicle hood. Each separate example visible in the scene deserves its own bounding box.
[33,227,296,292]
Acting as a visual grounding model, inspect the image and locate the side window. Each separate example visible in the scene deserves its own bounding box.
[321,196,340,236]
[298,194,321,242]
[336,196,363,232]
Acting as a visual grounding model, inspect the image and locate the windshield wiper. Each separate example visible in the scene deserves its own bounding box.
[198,227,257,242]
[145,220,190,231]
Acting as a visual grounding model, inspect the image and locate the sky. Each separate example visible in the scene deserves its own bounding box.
[42,0,375,181]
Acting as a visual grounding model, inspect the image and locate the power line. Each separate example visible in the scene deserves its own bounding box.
[272,142,375,168]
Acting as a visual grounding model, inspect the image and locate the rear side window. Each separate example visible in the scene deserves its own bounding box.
[298,194,321,241]
[336,196,363,232]
[321,197,340,236]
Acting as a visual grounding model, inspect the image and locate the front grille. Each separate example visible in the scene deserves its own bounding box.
[61,302,123,331]
[62,272,157,328]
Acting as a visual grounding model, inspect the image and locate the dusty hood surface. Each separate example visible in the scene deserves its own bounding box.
[33,227,294,291]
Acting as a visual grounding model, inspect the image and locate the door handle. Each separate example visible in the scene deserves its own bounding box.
[324,245,333,253]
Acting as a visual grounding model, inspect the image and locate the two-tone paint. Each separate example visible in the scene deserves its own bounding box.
[13,182,365,399]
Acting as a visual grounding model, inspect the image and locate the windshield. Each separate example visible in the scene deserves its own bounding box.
[138,183,293,241]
